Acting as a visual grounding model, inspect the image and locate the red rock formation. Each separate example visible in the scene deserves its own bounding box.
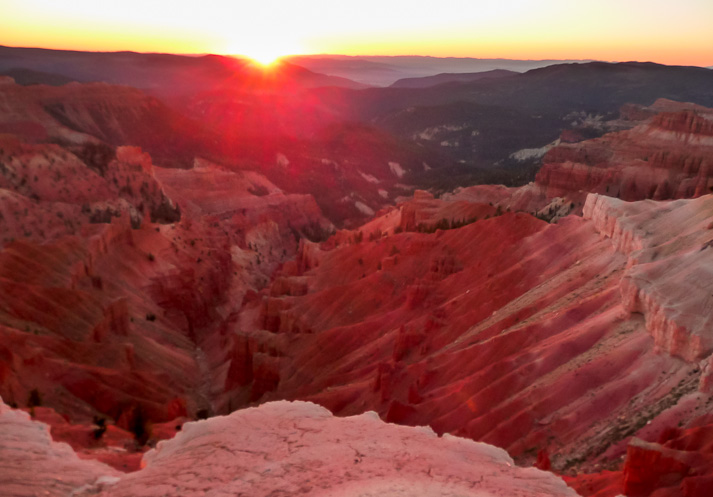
[578,418,713,497]
[448,100,713,221]
[536,101,713,206]
[585,194,713,361]
[396,189,497,232]
[623,438,693,496]
[0,137,333,437]
[0,138,183,245]
[0,79,203,162]
[219,190,713,497]
[653,110,713,137]
[1,91,713,497]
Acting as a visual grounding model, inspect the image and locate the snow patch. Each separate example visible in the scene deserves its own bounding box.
[510,139,561,162]
[360,171,380,184]
[414,124,465,141]
[388,162,405,179]
[563,111,606,130]
[354,201,375,216]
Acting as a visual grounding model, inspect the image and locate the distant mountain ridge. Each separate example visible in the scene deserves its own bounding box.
[390,69,518,88]
[0,46,368,96]
[301,60,713,193]
[286,54,594,86]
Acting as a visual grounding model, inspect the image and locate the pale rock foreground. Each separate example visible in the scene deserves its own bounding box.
[0,397,119,497]
[65,400,579,497]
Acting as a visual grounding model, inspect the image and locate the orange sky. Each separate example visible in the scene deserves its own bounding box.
[2,0,712,66]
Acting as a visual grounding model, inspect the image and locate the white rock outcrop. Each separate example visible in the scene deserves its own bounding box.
[69,400,577,497]
[0,396,119,497]
[584,193,713,361]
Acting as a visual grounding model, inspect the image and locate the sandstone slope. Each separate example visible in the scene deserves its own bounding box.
[230,191,713,496]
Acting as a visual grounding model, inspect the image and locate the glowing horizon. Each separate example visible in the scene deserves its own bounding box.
[2,0,712,67]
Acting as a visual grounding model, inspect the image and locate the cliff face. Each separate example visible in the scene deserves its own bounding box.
[445,100,713,221]
[536,100,713,206]
[584,194,713,362]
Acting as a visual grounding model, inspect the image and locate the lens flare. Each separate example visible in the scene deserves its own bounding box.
[226,35,303,67]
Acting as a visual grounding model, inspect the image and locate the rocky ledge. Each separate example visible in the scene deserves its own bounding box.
[1,397,578,497]
[584,193,713,361]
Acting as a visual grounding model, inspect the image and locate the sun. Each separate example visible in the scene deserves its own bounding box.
[225,37,303,67]
[248,49,283,66]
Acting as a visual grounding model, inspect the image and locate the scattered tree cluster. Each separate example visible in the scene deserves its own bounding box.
[415,215,479,233]
[75,142,115,175]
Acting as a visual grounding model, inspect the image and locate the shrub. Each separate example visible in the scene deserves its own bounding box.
[93,416,107,440]
[27,388,42,408]
[129,405,150,446]
[77,142,115,175]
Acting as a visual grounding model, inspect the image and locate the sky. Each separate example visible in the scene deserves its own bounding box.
[2,0,712,66]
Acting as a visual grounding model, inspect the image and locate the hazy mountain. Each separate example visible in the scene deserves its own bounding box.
[0,46,367,97]
[318,62,713,121]
[390,69,518,88]
[0,67,74,86]
[285,54,593,86]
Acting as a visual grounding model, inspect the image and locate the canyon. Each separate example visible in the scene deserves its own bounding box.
[1,52,713,496]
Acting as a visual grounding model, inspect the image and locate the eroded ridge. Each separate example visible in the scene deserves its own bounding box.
[584,193,713,361]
